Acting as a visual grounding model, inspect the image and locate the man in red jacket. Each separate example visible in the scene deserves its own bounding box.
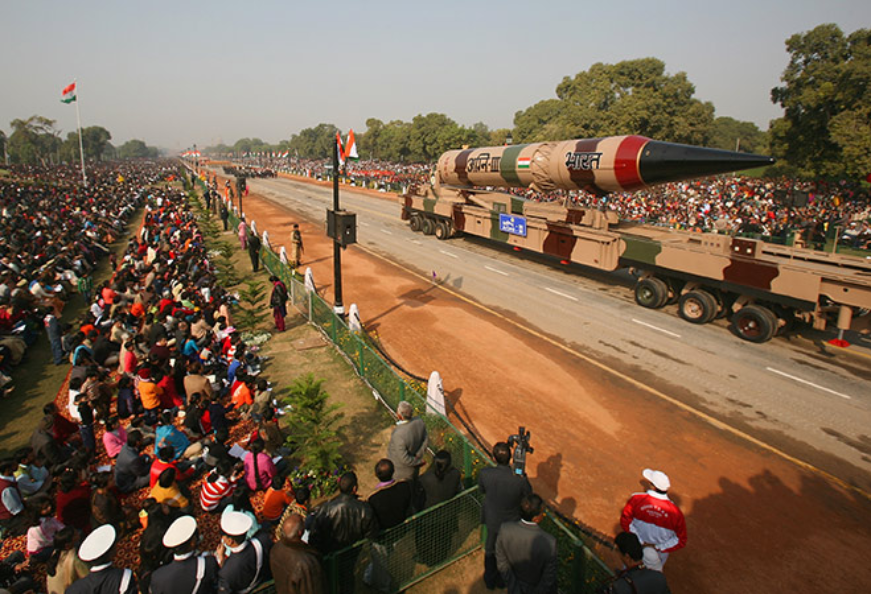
[620,468,687,571]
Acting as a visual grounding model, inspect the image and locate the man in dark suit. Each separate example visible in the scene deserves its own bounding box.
[151,515,220,594]
[496,493,557,593]
[366,459,414,591]
[387,401,428,482]
[478,441,532,589]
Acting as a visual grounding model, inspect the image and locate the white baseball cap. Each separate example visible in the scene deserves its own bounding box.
[163,515,198,548]
[642,468,671,491]
[79,524,117,562]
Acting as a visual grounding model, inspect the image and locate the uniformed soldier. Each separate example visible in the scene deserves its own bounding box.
[66,524,138,594]
[216,511,272,594]
[150,515,220,594]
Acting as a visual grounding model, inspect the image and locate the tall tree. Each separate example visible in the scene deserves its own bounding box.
[513,58,714,145]
[118,139,159,159]
[770,24,871,178]
[7,116,62,165]
[709,117,767,153]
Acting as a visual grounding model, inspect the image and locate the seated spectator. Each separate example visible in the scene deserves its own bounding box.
[150,468,191,513]
[13,447,50,497]
[115,429,152,493]
[200,460,243,513]
[0,458,28,538]
[26,494,65,563]
[55,469,91,533]
[102,416,127,459]
[261,475,295,526]
[45,526,88,594]
[244,438,277,492]
[155,411,202,461]
[221,487,261,540]
[90,472,135,534]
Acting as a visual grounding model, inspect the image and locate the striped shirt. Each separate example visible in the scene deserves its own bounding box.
[200,475,235,511]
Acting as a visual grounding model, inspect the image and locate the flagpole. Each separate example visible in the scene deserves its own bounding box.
[74,80,87,186]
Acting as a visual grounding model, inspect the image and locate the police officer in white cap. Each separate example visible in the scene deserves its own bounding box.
[66,524,138,594]
[150,515,220,594]
[216,510,272,594]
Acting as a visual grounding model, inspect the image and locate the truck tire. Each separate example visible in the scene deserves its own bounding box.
[732,305,776,343]
[409,215,422,232]
[421,217,435,235]
[635,278,668,309]
[678,290,717,324]
[434,220,450,240]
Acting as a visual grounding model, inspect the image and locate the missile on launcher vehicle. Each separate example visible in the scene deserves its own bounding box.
[436,135,774,196]
[400,137,871,343]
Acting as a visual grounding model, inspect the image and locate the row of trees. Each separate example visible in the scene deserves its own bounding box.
[0,116,159,165]
[207,24,867,181]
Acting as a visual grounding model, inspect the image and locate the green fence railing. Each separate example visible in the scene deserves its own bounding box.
[190,177,614,593]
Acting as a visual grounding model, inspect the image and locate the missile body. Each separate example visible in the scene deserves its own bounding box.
[437,135,774,196]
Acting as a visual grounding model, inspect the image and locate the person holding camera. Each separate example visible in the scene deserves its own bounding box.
[478,441,532,590]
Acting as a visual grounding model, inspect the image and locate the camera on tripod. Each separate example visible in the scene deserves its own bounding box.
[507,426,534,476]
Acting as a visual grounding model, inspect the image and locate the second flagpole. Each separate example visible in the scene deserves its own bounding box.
[74,80,87,186]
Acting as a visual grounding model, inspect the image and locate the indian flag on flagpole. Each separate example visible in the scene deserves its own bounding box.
[517,156,531,170]
[60,81,77,104]
[345,129,359,161]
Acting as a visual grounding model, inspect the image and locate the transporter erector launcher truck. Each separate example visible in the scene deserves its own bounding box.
[400,136,871,343]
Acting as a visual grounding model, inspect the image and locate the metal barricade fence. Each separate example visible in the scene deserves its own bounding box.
[323,487,485,594]
[199,187,613,592]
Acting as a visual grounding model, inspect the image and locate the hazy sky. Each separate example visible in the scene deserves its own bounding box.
[2,1,868,151]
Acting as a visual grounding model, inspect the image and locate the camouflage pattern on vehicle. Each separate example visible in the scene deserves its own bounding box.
[400,136,871,343]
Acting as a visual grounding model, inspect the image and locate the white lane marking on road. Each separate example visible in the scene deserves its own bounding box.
[484,265,509,277]
[359,221,370,227]
[545,287,578,302]
[439,250,458,259]
[380,229,392,235]
[632,319,682,338]
[766,367,851,400]
[408,239,421,245]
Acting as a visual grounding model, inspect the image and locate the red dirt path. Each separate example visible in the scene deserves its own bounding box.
[228,175,871,593]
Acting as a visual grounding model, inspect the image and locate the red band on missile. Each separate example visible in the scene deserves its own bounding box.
[614,135,648,191]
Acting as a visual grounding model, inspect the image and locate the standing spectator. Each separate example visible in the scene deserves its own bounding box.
[495,493,557,594]
[247,232,261,272]
[387,400,428,482]
[620,469,687,571]
[290,224,304,267]
[215,511,272,594]
[270,513,325,594]
[237,219,248,250]
[74,392,96,454]
[220,203,229,232]
[66,524,138,594]
[308,472,378,594]
[43,308,64,365]
[478,442,532,590]
[366,459,413,591]
[269,276,288,332]
[416,450,463,565]
[77,272,93,304]
[602,532,672,594]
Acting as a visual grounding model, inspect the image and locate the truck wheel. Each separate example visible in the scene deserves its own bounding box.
[434,221,450,240]
[409,215,422,232]
[679,290,717,324]
[635,278,668,309]
[732,305,776,343]
[421,217,435,235]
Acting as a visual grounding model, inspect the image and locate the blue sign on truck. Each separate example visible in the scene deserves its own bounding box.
[499,214,528,237]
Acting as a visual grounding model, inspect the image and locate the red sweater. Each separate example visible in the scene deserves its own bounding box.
[620,491,687,553]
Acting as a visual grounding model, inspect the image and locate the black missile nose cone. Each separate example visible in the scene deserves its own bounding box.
[639,141,775,186]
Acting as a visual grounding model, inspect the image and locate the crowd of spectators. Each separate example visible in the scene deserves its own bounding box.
[0,164,154,399]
